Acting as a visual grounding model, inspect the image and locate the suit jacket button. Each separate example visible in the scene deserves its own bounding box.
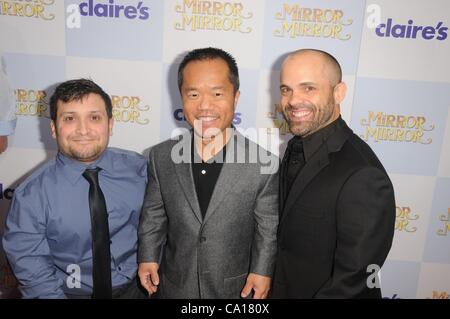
[200,236,206,243]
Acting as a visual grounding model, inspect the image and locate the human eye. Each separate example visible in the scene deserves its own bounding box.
[305,86,316,93]
[187,91,199,99]
[63,115,74,122]
[280,86,291,96]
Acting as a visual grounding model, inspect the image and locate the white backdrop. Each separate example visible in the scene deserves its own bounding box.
[0,0,449,299]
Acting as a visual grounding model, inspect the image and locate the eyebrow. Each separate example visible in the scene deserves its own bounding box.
[297,82,317,87]
[280,82,317,88]
[59,110,103,115]
[184,86,226,91]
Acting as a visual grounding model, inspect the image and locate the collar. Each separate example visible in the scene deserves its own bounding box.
[302,116,343,161]
[190,128,232,164]
[56,149,112,185]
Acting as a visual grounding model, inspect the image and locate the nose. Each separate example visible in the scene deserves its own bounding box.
[288,89,308,106]
[198,95,212,111]
[76,118,89,135]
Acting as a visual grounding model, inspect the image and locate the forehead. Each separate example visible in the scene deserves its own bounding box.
[281,53,329,83]
[182,58,231,84]
[57,93,106,113]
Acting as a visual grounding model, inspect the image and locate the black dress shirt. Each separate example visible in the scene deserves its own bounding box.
[192,141,226,219]
[283,117,341,200]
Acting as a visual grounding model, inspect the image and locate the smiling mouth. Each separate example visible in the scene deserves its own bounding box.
[72,139,95,144]
[197,116,219,123]
[289,108,313,121]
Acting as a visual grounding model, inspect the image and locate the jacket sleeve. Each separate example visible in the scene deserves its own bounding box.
[0,62,16,136]
[250,161,279,277]
[2,187,66,299]
[138,148,167,263]
[315,167,395,298]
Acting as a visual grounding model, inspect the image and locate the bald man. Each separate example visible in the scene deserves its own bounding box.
[272,49,395,299]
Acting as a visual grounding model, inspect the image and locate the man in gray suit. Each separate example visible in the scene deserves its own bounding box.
[138,47,279,299]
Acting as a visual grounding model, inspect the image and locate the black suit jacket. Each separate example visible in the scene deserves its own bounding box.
[272,117,395,299]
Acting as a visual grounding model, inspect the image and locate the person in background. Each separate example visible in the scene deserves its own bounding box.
[0,55,16,154]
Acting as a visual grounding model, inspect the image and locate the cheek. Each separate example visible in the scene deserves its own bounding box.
[182,103,197,119]
[56,127,72,140]
[101,126,112,138]
[222,101,235,116]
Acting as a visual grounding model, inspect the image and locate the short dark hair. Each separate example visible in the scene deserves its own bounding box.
[50,78,113,122]
[177,47,240,93]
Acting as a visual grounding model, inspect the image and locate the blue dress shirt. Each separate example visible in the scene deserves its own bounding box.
[2,148,147,298]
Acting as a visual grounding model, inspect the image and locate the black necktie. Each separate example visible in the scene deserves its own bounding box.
[82,167,112,299]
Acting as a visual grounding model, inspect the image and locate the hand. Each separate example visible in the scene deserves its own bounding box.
[138,262,160,295]
[0,136,7,154]
[240,273,271,299]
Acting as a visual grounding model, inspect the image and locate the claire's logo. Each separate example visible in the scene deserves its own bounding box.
[0,183,15,201]
[79,0,149,19]
[376,19,447,41]
[66,0,150,28]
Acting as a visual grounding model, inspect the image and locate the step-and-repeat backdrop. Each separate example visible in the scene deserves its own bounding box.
[0,0,449,299]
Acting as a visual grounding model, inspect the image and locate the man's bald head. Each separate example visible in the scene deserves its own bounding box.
[282,49,342,86]
[279,48,347,137]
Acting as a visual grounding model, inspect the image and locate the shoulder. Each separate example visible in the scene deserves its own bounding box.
[232,131,280,177]
[337,132,388,173]
[106,147,146,165]
[148,131,191,160]
[14,159,57,198]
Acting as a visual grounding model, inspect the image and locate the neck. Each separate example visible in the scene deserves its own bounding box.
[194,127,232,162]
[303,109,340,138]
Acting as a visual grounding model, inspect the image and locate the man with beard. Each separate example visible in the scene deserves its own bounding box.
[2,79,148,299]
[272,49,395,298]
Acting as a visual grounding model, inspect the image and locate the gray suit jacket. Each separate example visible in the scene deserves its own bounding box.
[138,130,279,298]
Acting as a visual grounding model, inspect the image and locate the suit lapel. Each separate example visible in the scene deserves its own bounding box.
[280,118,353,226]
[202,132,246,225]
[279,150,289,214]
[202,163,243,225]
[280,144,330,225]
[173,135,203,223]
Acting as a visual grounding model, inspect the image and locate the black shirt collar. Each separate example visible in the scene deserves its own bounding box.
[301,116,343,162]
[191,132,227,164]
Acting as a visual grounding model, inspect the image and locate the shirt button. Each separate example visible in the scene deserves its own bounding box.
[118,266,122,271]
